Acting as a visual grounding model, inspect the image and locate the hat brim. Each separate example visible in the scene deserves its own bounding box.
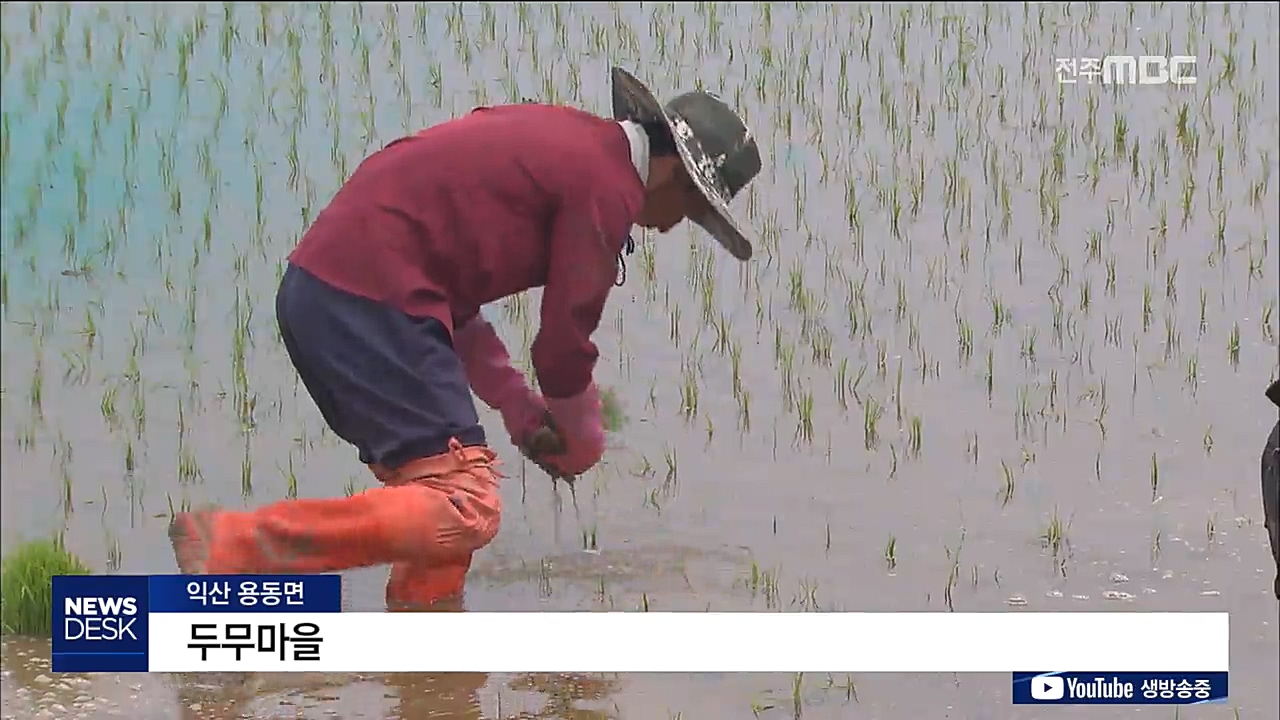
[610,67,754,262]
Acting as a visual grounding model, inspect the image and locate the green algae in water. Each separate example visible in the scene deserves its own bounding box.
[1,536,91,636]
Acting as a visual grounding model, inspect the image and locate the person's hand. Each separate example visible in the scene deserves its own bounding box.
[537,384,607,476]
[519,414,574,481]
[451,315,604,475]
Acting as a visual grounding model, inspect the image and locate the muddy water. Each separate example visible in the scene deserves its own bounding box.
[2,2,1278,719]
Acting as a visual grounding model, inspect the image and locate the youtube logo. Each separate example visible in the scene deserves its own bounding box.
[1031,675,1065,700]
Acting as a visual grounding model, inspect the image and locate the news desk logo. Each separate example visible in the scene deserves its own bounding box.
[64,595,138,641]
[1056,56,1198,86]
[53,575,149,673]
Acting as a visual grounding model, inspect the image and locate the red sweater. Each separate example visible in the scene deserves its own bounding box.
[288,104,645,400]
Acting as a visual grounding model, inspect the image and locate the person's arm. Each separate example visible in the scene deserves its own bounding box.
[530,182,639,473]
[532,180,635,398]
[453,311,533,412]
[453,311,550,449]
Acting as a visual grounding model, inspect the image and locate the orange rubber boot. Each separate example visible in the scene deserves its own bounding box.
[371,451,487,610]
[170,439,502,575]
[384,555,472,610]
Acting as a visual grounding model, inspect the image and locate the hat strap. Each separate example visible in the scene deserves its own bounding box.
[615,235,637,287]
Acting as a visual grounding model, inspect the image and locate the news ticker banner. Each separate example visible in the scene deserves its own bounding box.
[54,575,1229,702]
[53,574,341,672]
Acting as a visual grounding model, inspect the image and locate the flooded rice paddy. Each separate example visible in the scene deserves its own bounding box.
[2,2,1278,718]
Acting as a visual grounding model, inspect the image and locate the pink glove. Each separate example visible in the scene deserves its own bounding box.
[541,383,607,476]
[452,315,547,447]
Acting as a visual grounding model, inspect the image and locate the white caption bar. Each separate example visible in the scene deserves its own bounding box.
[147,612,1229,673]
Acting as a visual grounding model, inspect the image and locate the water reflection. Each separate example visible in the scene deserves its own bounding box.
[505,673,620,720]
[163,669,621,719]
[387,672,489,720]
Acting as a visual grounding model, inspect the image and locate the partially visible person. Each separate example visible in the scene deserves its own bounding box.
[1263,378,1279,599]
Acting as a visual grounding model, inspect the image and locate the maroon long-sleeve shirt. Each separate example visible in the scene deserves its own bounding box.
[288,104,645,400]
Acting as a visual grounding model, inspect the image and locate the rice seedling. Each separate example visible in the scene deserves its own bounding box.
[862,396,882,450]
[999,460,1016,508]
[1150,453,1161,503]
[1040,507,1072,568]
[599,385,625,433]
[884,535,898,573]
[1,535,90,636]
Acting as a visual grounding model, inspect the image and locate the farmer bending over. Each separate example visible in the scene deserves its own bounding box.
[168,68,763,609]
[1264,378,1279,599]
